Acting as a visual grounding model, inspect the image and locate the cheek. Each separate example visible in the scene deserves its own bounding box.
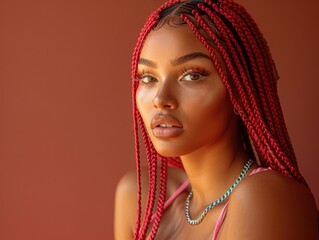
[184,85,232,136]
[204,87,230,117]
[136,87,153,126]
[184,84,229,119]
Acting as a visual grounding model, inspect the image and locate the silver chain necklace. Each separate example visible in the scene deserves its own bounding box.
[185,159,253,225]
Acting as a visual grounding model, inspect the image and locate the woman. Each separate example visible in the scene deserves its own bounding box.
[114,0,318,239]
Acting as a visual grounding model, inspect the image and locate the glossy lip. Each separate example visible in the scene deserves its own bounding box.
[150,114,184,139]
[151,113,183,129]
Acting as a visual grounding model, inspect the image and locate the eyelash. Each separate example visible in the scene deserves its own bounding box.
[136,67,209,83]
[135,70,156,83]
[180,67,209,81]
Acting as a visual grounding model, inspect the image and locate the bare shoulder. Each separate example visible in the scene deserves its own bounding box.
[115,165,186,204]
[114,169,138,240]
[223,169,318,240]
[114,165,187,240]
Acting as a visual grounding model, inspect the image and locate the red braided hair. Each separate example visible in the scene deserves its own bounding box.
[131,0,309,239]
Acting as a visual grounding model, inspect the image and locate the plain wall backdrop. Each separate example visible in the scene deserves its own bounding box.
[0,0,318,239]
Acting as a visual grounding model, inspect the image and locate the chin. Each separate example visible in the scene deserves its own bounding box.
[151,142,181,158]
[152,141,194,158]
[153,147,179,158]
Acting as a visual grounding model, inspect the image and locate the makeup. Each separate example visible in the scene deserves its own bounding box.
[151,114,183,138]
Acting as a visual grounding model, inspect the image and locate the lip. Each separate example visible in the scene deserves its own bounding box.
[151,114,183,138]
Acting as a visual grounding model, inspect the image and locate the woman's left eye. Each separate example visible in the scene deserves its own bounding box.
[180,69,208,82]
[182,73,202,81]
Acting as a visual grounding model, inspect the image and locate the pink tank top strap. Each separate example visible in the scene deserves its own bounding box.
[151,166,272,236]
[249,166,272,176]
[212,201,229,239]
[212,166,271,240]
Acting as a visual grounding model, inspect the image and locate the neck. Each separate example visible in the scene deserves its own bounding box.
[180,124,250,210]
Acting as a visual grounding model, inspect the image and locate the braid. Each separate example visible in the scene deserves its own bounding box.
[216,1,296,165]
[131,1,180,239]
[167,157,183,169]
[230,3,298,167]
[215,3,304,181]
[132,84,142,238]
[149,157,168,239]
[131,0,309,239]
[183,9,271,165]
[185,1,305,183]
[132,19,157,240]
[138,145,157,240]
[183,12,281,175]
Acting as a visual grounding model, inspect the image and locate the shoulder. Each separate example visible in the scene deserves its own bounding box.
[223,169,318,240]
[114,165,187,240]
[114,169,137,240]
[115,165,186,203]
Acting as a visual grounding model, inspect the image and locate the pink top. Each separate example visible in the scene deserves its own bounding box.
[151,166,271,239]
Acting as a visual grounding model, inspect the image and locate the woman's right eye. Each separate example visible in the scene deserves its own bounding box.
[138,74,157,84]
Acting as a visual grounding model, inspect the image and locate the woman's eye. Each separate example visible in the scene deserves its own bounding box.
[183,73,200,81]
[138,75,157,84]
[182,72,204,81]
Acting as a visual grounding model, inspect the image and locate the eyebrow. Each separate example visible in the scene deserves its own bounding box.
[138,52,212,68]
[138,58,157,68]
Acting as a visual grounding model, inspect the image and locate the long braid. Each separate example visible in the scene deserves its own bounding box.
[218,1,295,164]
[195,5,262,123]
[230,3,298,167]
[180,13,278,173]
[140,126,158,238]
[131,0,309,239]
[132,16,158,238]
[131,1,180,238]
[205,2,273,132]
[138,144,157,240]
[214,3,305,182]
[193,4,269,159]
[181,11,277,174]
[132,84,142,238]
[204,6,285,171]
[132,23,156,240]
[194,0,306,182]
[149,156,168,239]
[183,10,273,167]
[181,12,278,174]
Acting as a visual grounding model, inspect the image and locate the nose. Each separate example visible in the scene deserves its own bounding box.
[152,80,178,110]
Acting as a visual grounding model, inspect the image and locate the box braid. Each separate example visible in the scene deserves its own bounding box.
[131,0,309,239]
[228,3,297,166]
[188,2,300,174]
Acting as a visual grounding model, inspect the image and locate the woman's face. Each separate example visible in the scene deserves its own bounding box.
[136,25,235,157]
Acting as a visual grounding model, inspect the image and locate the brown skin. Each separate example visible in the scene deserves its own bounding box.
[114,26,318,239]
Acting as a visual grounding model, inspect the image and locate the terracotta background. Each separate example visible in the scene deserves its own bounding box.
[0,0,318,239]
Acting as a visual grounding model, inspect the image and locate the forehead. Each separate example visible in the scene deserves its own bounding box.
[139,26,210,61]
